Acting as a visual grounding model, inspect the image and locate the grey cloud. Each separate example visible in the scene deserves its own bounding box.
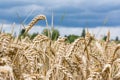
[0,0,120,27]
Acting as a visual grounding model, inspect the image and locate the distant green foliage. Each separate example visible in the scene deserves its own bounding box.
[103,35,107,41]
[42,29,50,37]
[115,36,119,41]
[19,29,38,39]
[81,28,86,38]
[66,34,79,43]
[17,27,120,43]
[42,28,60,40]
[20,29,25,35]
[30,33,38,39]
[19,29,27,38]
[51,29,60,40]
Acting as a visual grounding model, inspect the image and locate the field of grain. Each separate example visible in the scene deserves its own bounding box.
[0,15,120,80]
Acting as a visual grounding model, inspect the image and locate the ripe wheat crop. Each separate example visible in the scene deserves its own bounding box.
[0,15,120,80]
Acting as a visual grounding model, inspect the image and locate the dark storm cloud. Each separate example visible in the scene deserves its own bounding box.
[0,0,120,27]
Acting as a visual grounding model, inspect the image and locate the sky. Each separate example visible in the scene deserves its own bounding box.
[0,0,120,39]
[1,0,120,27]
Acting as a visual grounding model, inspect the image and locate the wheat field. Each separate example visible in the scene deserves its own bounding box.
[0,15,120,80]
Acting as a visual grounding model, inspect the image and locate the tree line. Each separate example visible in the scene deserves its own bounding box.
[19,28,119,43]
